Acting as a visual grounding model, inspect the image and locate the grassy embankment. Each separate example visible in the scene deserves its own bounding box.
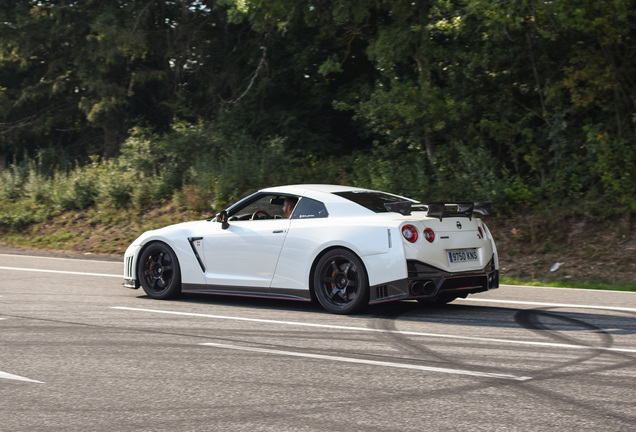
[1,132,634,291]
[1,204,634,293]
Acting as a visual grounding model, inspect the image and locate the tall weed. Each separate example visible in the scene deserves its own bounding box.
[23,161,54,205]
[0,164,27,202]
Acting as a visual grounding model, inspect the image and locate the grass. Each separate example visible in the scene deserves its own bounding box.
[0,205,206,256]
[501,277,636,292]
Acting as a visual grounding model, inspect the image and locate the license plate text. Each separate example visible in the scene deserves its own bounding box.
[448,249,478,263]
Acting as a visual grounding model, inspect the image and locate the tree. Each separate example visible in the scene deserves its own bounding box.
[0,0,262,160]
[0,1,95,164]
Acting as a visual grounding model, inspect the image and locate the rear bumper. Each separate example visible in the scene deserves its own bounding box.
[369,257,499,304]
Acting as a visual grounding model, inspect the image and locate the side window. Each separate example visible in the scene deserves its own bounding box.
[291,197,328,219]
[228,194,301,220]
[229,195,285,220]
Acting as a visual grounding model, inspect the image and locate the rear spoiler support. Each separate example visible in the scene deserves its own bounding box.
[425,202,492,221]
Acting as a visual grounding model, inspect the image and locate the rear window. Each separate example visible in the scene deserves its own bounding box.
[333,191,416,213]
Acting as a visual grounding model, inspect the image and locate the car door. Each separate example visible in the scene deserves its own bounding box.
[201,194,293,289]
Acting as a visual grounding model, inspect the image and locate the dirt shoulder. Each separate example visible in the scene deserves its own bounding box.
[488,214,636,286]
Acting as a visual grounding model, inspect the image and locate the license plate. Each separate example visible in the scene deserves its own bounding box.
[448,249,478,263]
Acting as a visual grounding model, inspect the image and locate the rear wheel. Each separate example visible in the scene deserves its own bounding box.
[313,249,369,314]
[138,242,182,299]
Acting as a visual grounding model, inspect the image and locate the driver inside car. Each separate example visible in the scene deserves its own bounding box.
[283,196,299,218]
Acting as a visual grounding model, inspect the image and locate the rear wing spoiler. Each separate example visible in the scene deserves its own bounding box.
[384,201,492,219]
[423,201,492,221]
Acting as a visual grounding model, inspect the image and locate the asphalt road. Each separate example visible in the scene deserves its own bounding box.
[1,248,635,431]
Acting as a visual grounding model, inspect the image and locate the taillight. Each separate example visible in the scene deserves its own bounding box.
[478,226,484,239]
[402,225,418,243]
[423,228,435,243]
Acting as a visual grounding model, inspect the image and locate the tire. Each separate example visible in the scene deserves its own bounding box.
[312,248,369,314]
[137,242,182,299]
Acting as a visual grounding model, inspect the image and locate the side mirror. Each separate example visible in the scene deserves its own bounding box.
[216,211,230,230]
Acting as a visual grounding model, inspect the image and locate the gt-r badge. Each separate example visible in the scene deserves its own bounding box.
[456,221,462,229]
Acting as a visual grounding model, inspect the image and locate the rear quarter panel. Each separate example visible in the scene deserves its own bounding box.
[271,216,407,290]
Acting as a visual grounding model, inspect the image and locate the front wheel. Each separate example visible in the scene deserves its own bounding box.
[138,242,182,299]
[312,249,369,314]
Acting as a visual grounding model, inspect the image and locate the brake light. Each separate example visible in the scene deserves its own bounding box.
[478,226,484,239]
[402,225,418,243]
[423,228,435,243]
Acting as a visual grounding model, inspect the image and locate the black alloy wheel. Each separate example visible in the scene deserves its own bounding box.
[313,248,369,314]
[138,242,182,299]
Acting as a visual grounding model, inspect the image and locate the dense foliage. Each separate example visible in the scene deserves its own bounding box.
[1,0,635,224]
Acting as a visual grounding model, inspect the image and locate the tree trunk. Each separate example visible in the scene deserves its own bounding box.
[102,120,124,159]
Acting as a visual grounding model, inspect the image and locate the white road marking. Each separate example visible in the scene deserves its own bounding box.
[0,266,121,278]
[200,342,532,381]
[459,298,636,313]
[112,306,636,354]
[0,370,44,383]
[0,253,117,264]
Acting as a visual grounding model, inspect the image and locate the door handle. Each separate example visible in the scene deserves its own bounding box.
[272,230,286,234]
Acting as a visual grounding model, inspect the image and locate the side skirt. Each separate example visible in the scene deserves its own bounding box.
[181,283,312,302]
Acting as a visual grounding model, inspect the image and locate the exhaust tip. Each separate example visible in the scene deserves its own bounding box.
[411,280,436,296]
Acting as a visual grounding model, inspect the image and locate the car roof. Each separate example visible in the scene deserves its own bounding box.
[261,184,371,195]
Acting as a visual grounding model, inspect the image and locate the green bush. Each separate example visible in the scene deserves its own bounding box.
[0,201,50,229]
[587,126,636,214]
[97,161,134,209]
[53,162,99,210]
[347,142,513,208]
[189,136,292,210]
[2,117,634,231]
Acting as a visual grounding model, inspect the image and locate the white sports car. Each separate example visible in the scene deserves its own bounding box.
[123,184,499,314]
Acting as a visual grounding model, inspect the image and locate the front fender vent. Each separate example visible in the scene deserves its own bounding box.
[188,237,206,272]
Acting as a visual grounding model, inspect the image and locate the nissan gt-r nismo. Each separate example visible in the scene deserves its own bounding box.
[123,184,499,314]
